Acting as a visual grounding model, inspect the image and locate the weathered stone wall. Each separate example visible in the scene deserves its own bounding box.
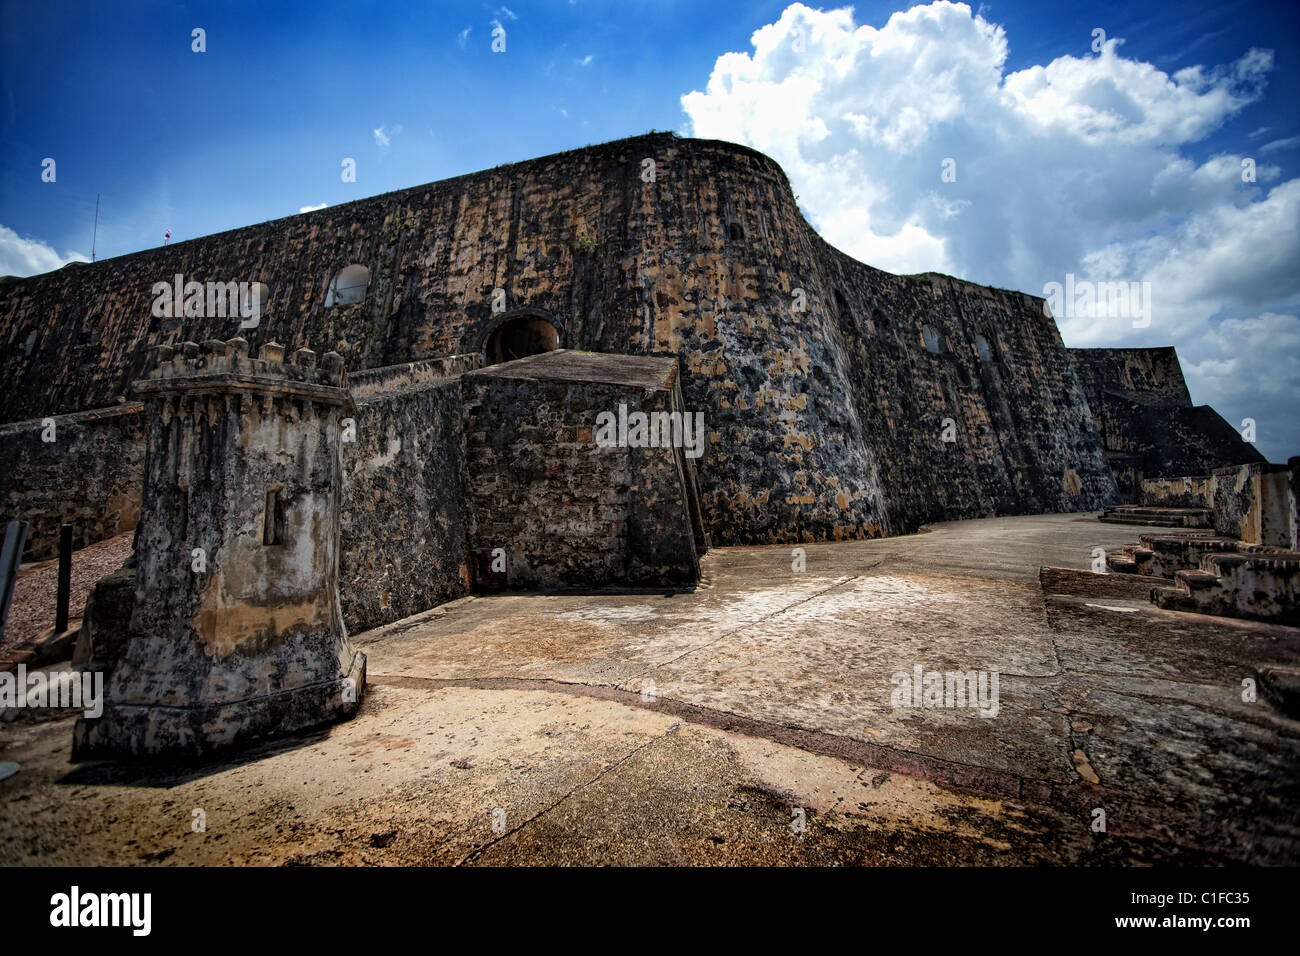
[340,376,472,632]
[0,355,477,633]
[1209,466,1257,541]
[1143,460,1300,547]
[0,403,146,560]
[74,340,365,757]
[1141,475,1213,509]
[0,133,1118,542]
[816,258,1114,533]
[1289,457,1300,552]
[347,352,481,400]
[1071,347,1265,501]
[1210,462,1295,546]
[1071,346,1191,407]
[462,352,702,589]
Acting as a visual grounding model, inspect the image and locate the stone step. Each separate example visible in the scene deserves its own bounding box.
[1039,566,1175,600]
[1151,584,1197,613]
[1111,545,1156,572]
[1202,550,1300,573]
[1149,551,1300,626]
[1099,515,1185,527]
[1176,570,1222,591]
[1134,536,1241,577]
[1105,545,1155,573]
[1104,505,1212,518]
[1108,535,1227,578]
[1259,666,1300,719]
[1138,531,1228,547]
[1099,505,1213,529]
[1239,544,1299,557]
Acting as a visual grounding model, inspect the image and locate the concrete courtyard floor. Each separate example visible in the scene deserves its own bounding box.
[2,513,1298,865]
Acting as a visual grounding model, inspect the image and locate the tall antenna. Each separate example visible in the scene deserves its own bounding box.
[91,193,100,262]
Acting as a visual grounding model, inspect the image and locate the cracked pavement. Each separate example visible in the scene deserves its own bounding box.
[2,513,1298,865]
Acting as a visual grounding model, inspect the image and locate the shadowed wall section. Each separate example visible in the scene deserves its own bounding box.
[1071,347,1266,501]
[340,375,473,633]
[1,133,1121,549]
[462,351,706,591]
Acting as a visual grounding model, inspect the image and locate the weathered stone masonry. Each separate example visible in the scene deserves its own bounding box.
[1,133,1128,551]
[1071,346,1264,501]
[340,358,477,633]
[0,402,145,560]
[1,133,1270,615]
[64,341,706,756]
[462,350,707,591]
[73,340,366,757]
[2,132,1276,757]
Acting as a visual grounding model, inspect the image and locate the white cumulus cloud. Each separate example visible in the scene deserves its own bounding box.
[682,1,1299,461]
[0,225,88,277]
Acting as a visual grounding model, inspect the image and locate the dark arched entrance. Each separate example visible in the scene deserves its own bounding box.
[484,314,560,365]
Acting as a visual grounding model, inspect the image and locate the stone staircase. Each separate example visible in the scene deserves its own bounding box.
[1150,550,1300,626]
[1102,529,1300,626]
[1098,504,1213,528]
[1105,532,1239,577]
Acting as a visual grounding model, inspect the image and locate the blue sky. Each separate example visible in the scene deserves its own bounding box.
[2,0,1298,459]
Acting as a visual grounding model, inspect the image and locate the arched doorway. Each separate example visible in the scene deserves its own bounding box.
[484,314,560,365]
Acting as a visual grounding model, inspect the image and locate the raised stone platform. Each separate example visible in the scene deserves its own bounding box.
[6,514,1296,865]
[1102,524,1300,625]
[1098,505,1213,528]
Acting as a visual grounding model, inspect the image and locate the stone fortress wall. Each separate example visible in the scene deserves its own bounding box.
[0,134,1136,554]
[1070,346,1264,501]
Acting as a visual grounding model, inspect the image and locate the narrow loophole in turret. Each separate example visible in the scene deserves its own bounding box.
[263,488,286,545]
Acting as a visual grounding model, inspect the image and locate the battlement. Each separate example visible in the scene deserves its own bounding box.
[136,338,351,414]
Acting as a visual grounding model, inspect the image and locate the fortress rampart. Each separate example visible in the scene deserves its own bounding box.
[0,134,1136,556]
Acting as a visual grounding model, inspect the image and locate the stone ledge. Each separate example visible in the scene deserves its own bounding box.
[1038,566,1172,599]
[134,373,354,409]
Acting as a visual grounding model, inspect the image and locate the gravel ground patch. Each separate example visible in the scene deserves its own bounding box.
[1,533,132,651]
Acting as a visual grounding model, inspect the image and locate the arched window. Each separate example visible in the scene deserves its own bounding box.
[922,324,944,354]
[485,315,559,364]
[834,290,852,328]
[245,282,270,319]
[325,265,370,306]
[975,334,993,363]
[77,313,103,346]
[872,308,892,339]
[728,221,744,241]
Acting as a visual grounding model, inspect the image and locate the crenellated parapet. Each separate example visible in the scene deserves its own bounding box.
[137,337,351,408]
